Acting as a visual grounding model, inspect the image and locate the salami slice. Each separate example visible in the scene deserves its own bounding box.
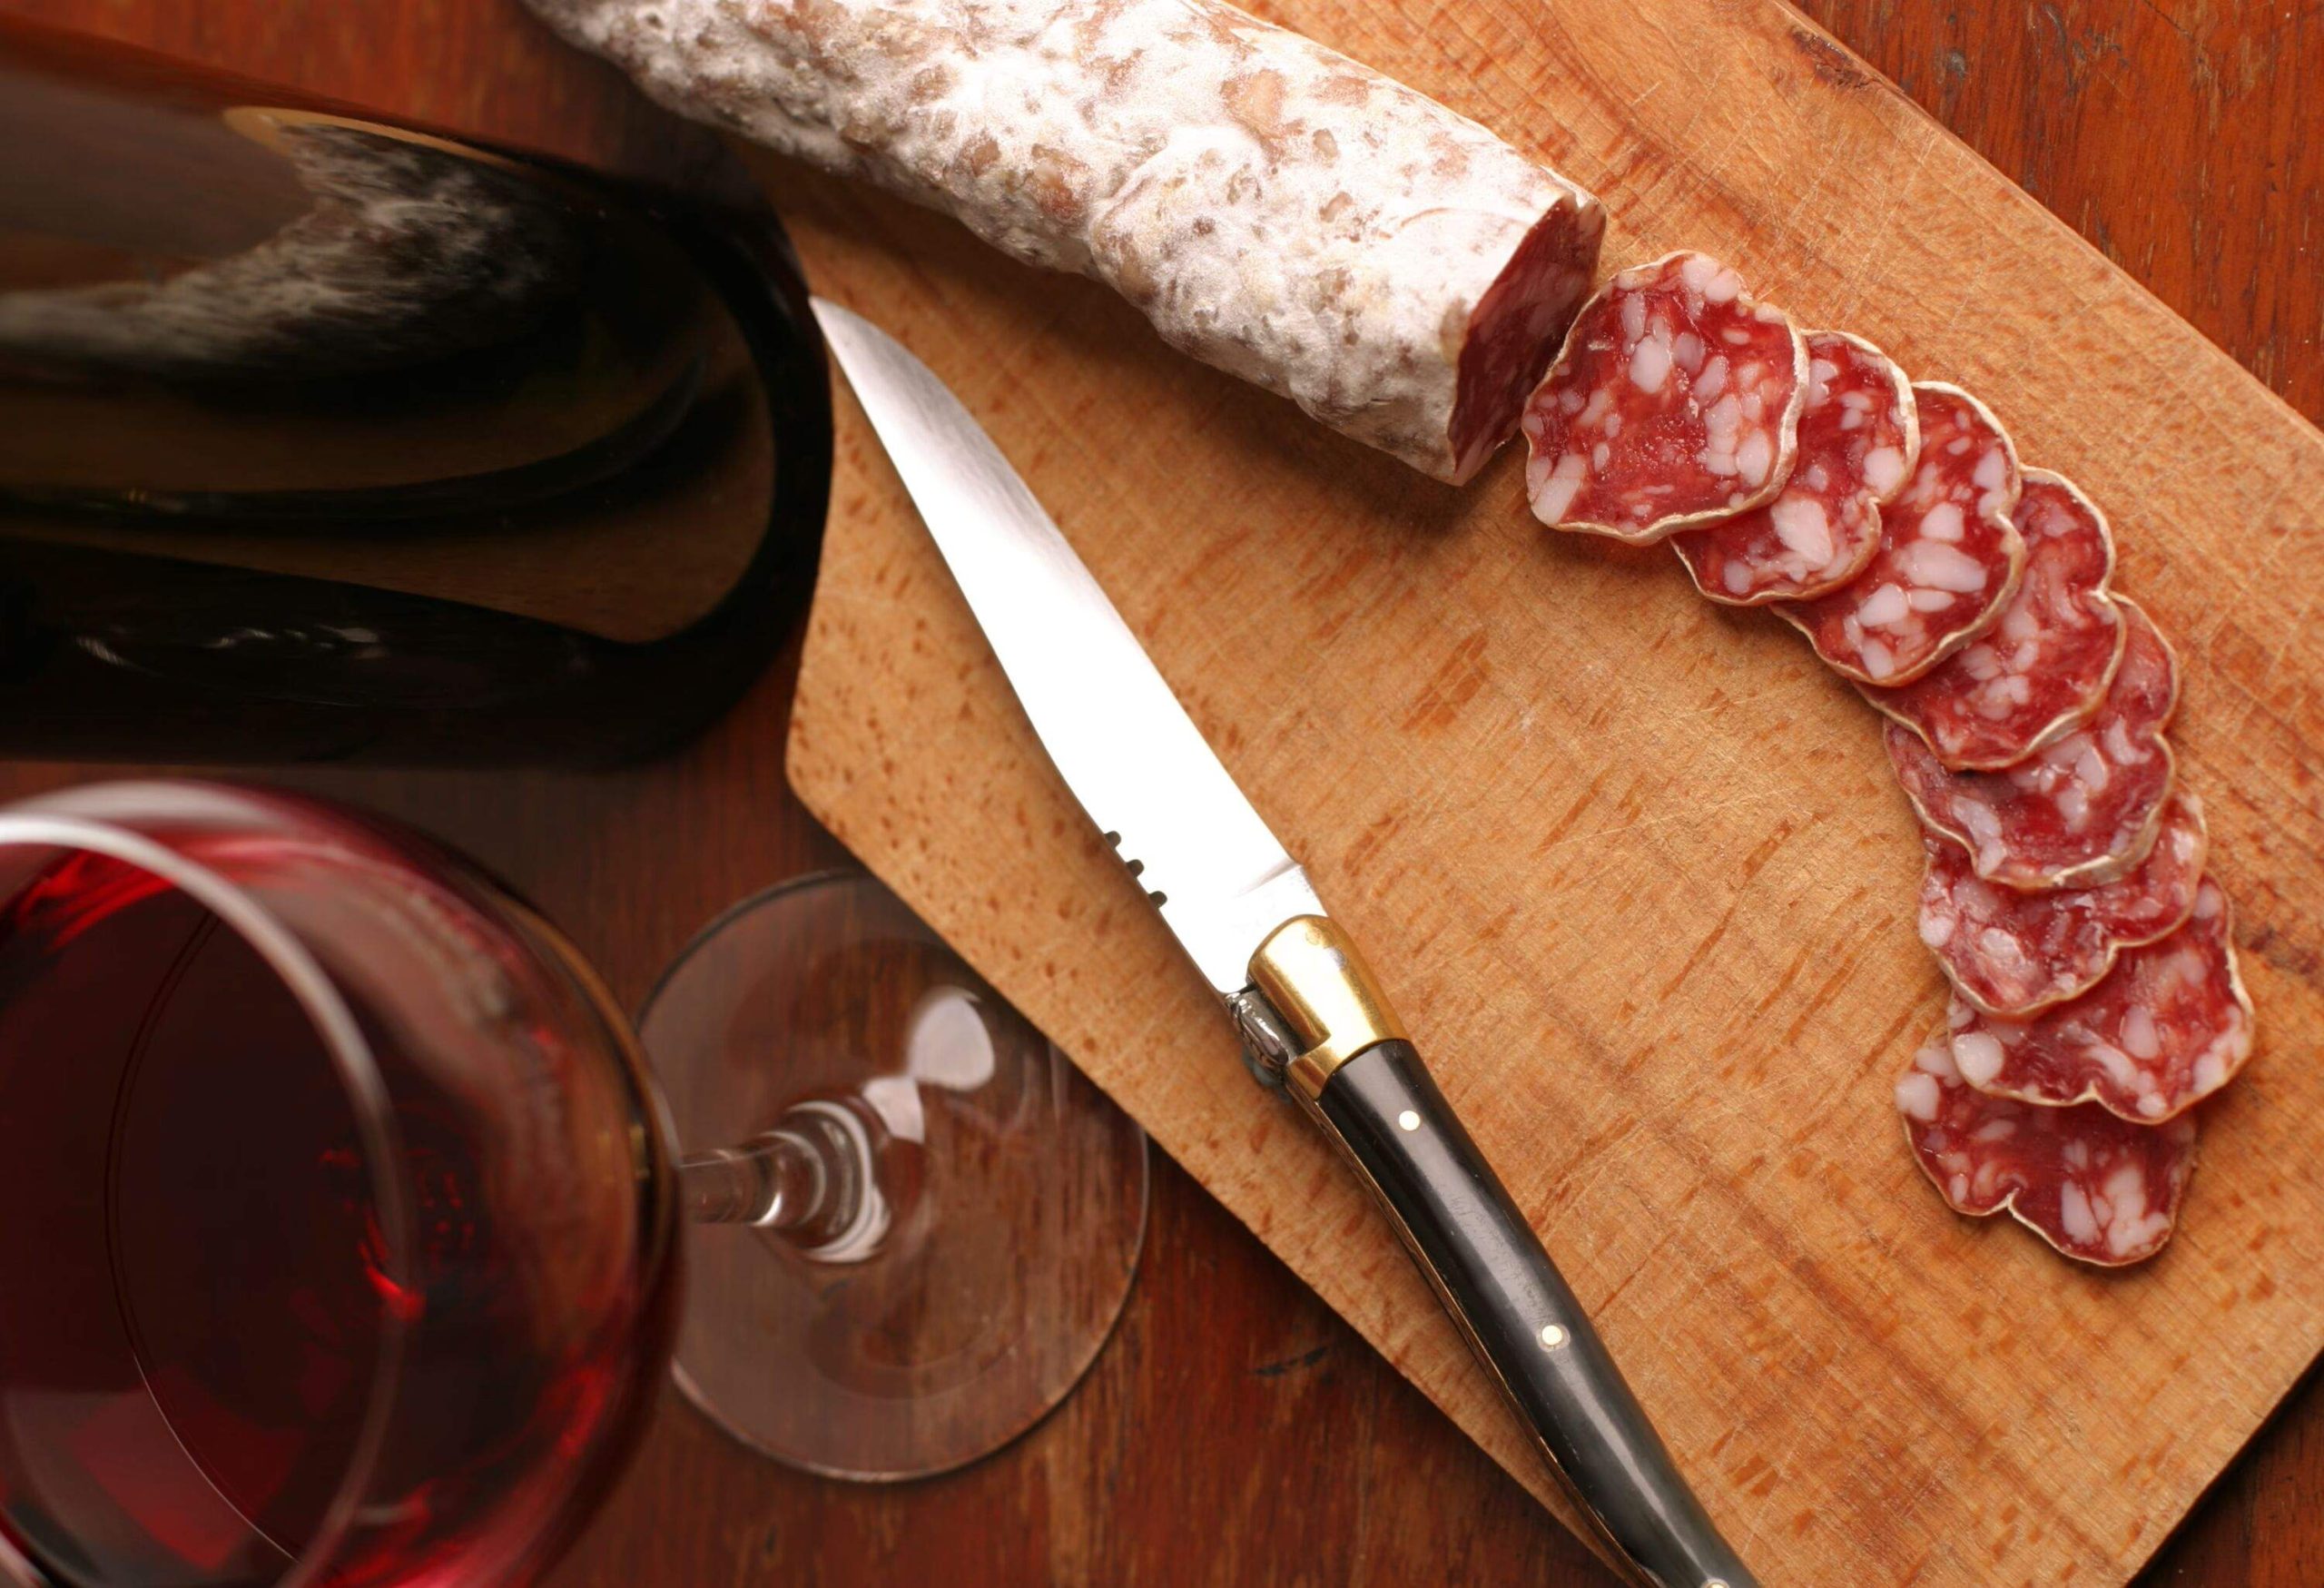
[1921,791,2209,1017]
[1777,383,2025,686]
[1947,880,2254,1122]
[1669,330,1917,604]
[1896,1036,2196,1267]
[1521,252,1807,542]
[1888,597,2179,890]
[1868,469,2127,769]
[526,0,1608,484]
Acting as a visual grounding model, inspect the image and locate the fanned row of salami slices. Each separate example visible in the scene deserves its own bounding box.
[1521,251,2255,1267]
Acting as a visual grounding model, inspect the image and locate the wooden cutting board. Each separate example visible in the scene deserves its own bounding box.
[771,0,2324,1580]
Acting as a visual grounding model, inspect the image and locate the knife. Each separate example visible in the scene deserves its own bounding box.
[812,299,1758,1588]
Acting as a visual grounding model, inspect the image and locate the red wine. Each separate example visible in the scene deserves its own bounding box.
[0,22,831,766]
[0,858,380,1582]
[0,808,677,1587]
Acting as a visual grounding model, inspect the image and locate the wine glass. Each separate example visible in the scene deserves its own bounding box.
[0,780,1147,1588]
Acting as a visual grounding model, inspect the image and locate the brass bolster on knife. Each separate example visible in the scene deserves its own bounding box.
[1247,916,1408,1099]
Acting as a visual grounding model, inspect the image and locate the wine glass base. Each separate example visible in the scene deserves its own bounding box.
[639,871,1148,1481]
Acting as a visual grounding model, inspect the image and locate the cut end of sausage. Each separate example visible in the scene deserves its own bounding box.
[1445,193,1609,485]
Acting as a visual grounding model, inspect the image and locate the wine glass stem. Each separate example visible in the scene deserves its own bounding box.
[678,1102,876,1252]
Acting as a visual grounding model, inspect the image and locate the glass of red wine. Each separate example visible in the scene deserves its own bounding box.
[0,780,1147,1588]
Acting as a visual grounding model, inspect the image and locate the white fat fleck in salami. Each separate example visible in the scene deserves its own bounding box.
[1669,330,1918,604]
[1777,383,2025,686]
[1520,251,1808,542]
[1921,790,2209,1017]
[1946,880,2254,1123]
[522,0,1607,484]
[1897,1036,2196,1267]
[1868,469,2127,769]
[1889,597,2180,891]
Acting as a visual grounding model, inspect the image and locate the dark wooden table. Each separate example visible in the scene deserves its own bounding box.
[3,2,2317,1582]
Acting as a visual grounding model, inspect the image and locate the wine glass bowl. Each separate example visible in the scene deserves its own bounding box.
[0,783,1147,1586]
[0,783,679,1588]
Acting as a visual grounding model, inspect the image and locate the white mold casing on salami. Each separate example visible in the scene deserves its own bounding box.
[1520,251,1809,542]
[1896,1036,2197,1267]
[524,0,1607,483]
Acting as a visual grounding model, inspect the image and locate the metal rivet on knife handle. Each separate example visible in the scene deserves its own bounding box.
[1246,915,1409,1098]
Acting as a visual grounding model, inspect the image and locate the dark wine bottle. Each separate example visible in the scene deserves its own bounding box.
[0,22,832,765]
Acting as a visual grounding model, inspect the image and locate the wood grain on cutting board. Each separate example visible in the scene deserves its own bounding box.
[776,0,2324,1581]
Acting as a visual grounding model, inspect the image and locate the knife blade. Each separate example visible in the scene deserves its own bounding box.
[812,297,1758,1588]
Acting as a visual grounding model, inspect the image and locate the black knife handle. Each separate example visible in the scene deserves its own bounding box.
[1313,1041,1757,1588]
[1239,914,1755,1586]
